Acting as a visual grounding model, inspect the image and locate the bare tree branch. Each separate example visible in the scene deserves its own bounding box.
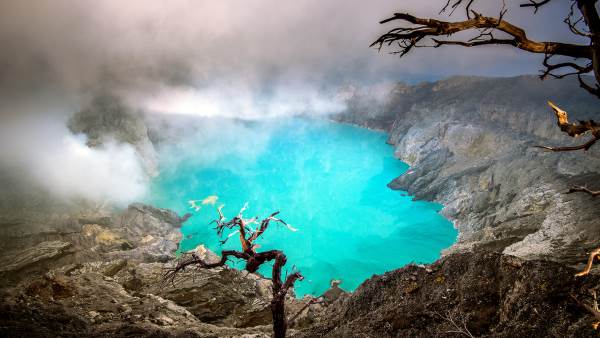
[534,138,598,152]
[163,206,301,338]
[534,101,600,151]
[520,0,552,13]
[578,73,600,96]
[431,310,475,338]
[567,186,600,197]
[575,248,600,277]
[565,2,592,37]
[576,0,600,87]
[372,12,591,58]
[372,1,600,98]
[540,53,593,80]
[163,250,249,284]
[440,0,476,17]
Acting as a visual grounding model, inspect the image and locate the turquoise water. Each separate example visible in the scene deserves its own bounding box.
[147,118,456,297]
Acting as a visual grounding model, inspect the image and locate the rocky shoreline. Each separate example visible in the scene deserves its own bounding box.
[0,203,330,337]
[295,251,600,337]
[3,202,599,337]
[336,75,600,267]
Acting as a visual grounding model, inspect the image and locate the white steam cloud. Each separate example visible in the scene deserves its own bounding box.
[0,0,577,208]
[138,85,345,118]
[0,111,147,207]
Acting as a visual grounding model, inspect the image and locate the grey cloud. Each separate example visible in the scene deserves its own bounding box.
[0,0,580,207]
[0,0,579,97]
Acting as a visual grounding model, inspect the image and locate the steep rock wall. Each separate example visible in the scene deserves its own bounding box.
[336,75,600,265]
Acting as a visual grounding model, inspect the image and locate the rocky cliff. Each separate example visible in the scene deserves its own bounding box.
[335,75,600,267]
[3,203,598,337]
[296,251,600,337]
[0,204,323,337]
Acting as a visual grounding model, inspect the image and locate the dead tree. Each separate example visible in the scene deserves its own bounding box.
[371,0,600,276]
[164,204,302,338]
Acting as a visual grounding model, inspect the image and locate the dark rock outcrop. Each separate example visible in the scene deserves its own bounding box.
[297,252,600,337]
[336,75,600,266]
[0,204,313,337]
[0,241,72,273]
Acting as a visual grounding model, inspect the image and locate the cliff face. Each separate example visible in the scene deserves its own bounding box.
[336,75,600,266]
[0,204,319,337]
[297,251,600,337]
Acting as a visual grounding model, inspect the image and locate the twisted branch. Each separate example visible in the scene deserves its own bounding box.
[163,206,301,338]
[540,53,593,80]
[520,0,552,13]
[575,248,600,277]
[372,0,600,98]
[534,101,600,152]
[163,250,249,284]
[371,12,591,58]
[568,186,600,197]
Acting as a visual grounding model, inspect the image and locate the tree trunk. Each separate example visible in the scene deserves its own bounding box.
[271,296,287,338]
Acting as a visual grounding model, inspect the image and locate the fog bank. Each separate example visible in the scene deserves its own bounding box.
[0,0,578,208]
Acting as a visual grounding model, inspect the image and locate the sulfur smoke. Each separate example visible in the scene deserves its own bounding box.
[0,0,575,209]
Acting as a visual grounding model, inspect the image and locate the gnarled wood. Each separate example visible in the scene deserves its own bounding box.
[372,12,591,58]
[568,186,600,197]
[534,101,600,152]
[572,290,600,329]
[372,0,600,98]
[164,206,302,338]
[575,247,600,277]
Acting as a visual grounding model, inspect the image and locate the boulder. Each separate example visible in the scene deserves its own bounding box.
[0,240,72,273]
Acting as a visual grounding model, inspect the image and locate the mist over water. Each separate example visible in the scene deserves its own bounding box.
[0,0,572,209]
[148,118,456,297]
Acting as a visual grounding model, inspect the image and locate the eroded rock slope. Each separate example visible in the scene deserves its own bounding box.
[297,252,600,337]
[336,75,600,266]
[0,204,318,337]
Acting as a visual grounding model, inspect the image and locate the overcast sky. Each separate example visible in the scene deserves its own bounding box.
[0,0,582,100]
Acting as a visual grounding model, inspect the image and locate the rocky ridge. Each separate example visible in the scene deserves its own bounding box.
[336,75,600,266]
[296,252,600,337]
[0,204,322,337]
[3,202,598,337]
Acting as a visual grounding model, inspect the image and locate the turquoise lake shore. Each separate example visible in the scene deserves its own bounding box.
[147,118,457,297]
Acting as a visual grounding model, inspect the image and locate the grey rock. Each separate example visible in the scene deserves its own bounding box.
[297,252,600,337]
[0,202,190,285]
[336,75,600,265]
[126,203,192,229]
[320,279,347,305]
[0,240,72,273]
[102,258,128,277]
[1,269,273,337]
[186,244,222,264]
[123,261,276,328]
